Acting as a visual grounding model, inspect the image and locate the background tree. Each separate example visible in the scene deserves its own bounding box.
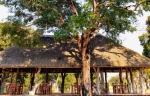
[0,21,43,49]
[139,16,150,58]
[139,16,150,88]
[58,73,76,92]
[108,75,120,85]
[0,0,150,95]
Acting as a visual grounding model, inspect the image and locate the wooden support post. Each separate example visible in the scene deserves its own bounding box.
[119,68,123,93]
[90,72,93,94]
[139,69,146,94]
[95,67,100,95]
[100,69,105,94]
[10,68,13,83]
[15,68,19,83]
[1,69,6,94]
[126,68,130,93]
[46,69,49,83]
[129,68,135,93]
[105,70,108,93]
[0,69,2,94]
[119,68,123,84]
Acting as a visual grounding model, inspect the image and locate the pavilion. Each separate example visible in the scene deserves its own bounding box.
[0,35,150,95]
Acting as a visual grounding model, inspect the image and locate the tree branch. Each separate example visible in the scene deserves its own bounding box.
[68,0,78,16]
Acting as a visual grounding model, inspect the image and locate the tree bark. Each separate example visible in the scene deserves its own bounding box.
[61,73,67,93]
[81,45,91,96]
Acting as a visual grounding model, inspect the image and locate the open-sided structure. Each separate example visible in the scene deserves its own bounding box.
[0,35,150,95]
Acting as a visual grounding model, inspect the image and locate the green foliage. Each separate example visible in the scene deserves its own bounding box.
[58,73,76,92]
[108,75,120,85]
[0,0,149,47]
[0,21,43,49]
[139,16,150,85]
[54,29,70,41]
[0,23,11,50]
[139,16,150,58]
[40,73,58,82]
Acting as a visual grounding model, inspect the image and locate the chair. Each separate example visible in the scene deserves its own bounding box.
[39,83,51,95]
[8,83,17,95]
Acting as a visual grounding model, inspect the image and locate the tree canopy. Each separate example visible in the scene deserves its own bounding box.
[139,16,150,58]
[0,0,150,95]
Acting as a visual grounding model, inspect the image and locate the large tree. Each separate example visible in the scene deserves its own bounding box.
[0,0,150,95]
[139,16,150,88]
[139,16,150,58]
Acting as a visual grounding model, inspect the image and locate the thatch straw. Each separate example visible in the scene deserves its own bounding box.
[0,35,150,68]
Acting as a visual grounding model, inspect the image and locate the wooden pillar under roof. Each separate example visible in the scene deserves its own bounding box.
[119,68,123,84]
[119,68,124,93]
[0,69,2,94]
[93,67,100,95]
[129,68,135,93]
[1,69,6,94]
[46,69,49,83]
[90,72,93,94]
[126,68,130,93]
[105,70,108,93]
[100,69,105,94]
[10,68,13,83]
[15,68,19,83]
[139,68,145,94]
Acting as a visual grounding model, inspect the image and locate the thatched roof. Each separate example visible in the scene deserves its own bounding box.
[0,35,150,69]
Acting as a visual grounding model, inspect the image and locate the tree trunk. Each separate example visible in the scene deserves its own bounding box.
[61,73,67,93]
[29,68,41,95]
[81,47,91,96]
